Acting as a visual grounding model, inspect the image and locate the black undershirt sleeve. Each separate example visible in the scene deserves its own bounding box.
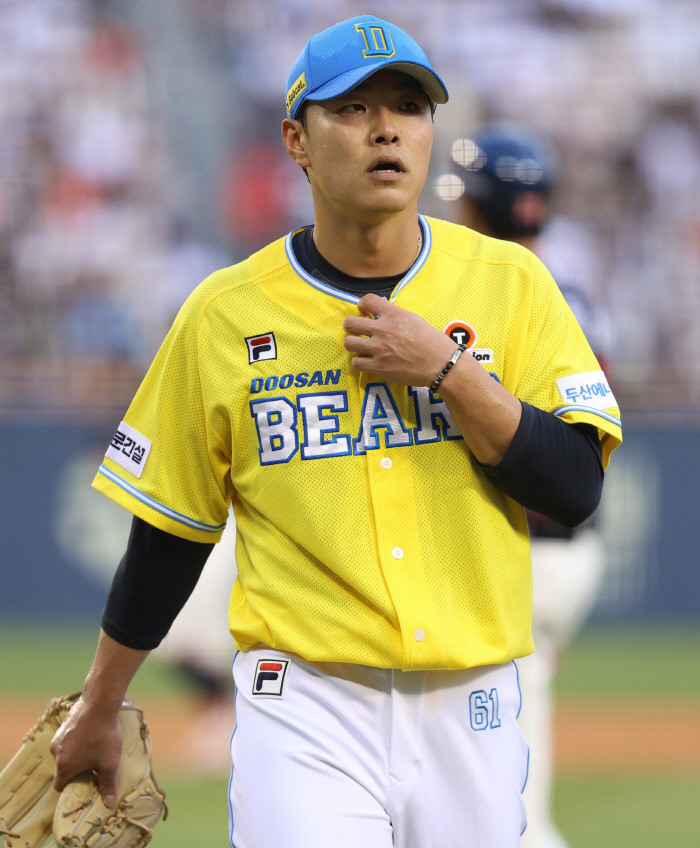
[481,402,603,527]
[102,516,215,650]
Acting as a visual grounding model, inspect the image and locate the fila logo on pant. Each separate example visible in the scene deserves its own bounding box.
[252,659,290,698]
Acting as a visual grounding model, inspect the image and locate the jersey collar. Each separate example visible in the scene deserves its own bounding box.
[284,215,432,305]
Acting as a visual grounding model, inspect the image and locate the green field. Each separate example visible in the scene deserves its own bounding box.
[148,773,700,848]
[1,620,177,699]
[158,773,230,846]
[2,621,699,847]
[554,623,700,699]
[555,775,700,848]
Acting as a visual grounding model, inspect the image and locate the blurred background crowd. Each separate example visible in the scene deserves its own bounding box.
[2,0,700,422]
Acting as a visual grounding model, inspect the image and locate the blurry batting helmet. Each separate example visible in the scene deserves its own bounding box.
[451,125,555,238]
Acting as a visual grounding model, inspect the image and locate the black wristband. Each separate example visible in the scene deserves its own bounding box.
[430,344,467,392]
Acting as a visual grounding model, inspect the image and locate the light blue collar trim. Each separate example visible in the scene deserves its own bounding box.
[390,216,431,303]
[284,215,432,305]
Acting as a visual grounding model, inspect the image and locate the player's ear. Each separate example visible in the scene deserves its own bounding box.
[282,119,311,170]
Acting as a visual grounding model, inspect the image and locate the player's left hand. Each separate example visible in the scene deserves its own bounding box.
[343,293,457,385]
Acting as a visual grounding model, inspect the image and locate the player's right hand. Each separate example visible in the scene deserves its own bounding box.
[50,694,123,808]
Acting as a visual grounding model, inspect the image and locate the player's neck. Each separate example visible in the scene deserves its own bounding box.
[311,207,422,278]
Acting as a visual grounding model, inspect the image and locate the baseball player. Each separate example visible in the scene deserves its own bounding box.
[49,17,621,848]
[450,124,611,848]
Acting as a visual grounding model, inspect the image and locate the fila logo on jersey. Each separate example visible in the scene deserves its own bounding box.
[246,333,277,364]
[252,659,290,698]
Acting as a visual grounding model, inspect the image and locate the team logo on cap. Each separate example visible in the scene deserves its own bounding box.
[443,321,477,348]
[286,72,306,115]
[246,332,277,364]
[252,659,290,698]
[355,22,396,59]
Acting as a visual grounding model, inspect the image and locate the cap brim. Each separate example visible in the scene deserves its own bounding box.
[296,61,448,116]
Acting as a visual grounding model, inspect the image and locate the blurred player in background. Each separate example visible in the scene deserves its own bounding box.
[450,124,610,848]
[154,513,237,771]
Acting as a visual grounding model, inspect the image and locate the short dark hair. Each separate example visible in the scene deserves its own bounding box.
[298,102,310,134]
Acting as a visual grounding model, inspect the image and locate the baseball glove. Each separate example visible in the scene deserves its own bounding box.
[0,692,80,848]
[0,696,167,848]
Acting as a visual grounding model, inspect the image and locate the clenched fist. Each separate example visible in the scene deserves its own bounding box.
[343,293,457,386]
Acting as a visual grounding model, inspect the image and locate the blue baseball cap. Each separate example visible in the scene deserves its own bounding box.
[285,15,449,119]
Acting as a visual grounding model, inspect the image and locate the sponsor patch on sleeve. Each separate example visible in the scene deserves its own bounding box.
[556,371,617,410]
[105,421,152,478]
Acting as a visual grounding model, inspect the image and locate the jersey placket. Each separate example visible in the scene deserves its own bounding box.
[355,369,443,671]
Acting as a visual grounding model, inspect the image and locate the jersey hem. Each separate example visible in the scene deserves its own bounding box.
[228,639,534,672]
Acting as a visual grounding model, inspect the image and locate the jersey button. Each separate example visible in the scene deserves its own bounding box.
[392,547,404,559]
[414,628,426,642]
[380,457,393,469]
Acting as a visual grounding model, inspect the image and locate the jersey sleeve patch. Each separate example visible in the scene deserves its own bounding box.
[105,421,152,478]
[555,371,616,411]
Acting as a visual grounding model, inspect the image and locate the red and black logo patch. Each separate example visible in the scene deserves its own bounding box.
[252,658,290,698]
[443,321,477,349]
[246,332,277,364]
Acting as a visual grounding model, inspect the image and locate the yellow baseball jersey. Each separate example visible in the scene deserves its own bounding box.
[93,215,621,671]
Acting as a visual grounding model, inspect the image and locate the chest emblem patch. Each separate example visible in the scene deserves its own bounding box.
[443,320,477,348]
[246,332,277,364]
[443,321,493,364]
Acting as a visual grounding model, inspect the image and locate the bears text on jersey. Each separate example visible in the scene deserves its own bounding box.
[250,382,463,465]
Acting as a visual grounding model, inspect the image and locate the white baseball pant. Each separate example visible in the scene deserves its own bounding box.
[229,647,528,847]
